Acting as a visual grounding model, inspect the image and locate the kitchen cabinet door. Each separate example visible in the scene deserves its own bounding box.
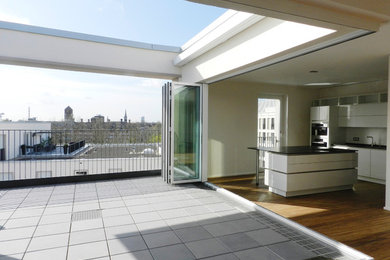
[338,117,348,127]
[356,148,370,177]
[319,106,329,121]
[370,149,386,180]
[351,103,387,116]
[338,106,349,117]
[311,106,329,121]
[310,107,320,121]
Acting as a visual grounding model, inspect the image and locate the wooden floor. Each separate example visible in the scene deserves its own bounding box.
[209,174,390,259]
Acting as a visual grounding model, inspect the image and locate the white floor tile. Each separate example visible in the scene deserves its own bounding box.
[68,240,109,260]
[132,212,161,223]
[186,238,230,258]
[124,198,149,207]
[27,233,69,252]
[39,213,71,225]
[71,218,104,232]
[136,220,170,235]
[4,216,40,229]
[101,207,129,218]
[69,228,106,245]
[111,250,154,260]
[11,208,44,219]
[73,202,100,212]
[100,200,125,209]
[0,210,14,219]
[43,205,73,215]
[105,224,139,240]
[0,226,35,241]
[143,230,181,248]
[0,253,23,260]
[103,215,134,227]
[34,222,70,237]
[0,238,30,255]
[24,246,67,260]
[158,208,189,219]
[107,235,147,255]
[150,244,195,260]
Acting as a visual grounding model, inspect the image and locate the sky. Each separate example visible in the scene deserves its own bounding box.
[0,0,226,122]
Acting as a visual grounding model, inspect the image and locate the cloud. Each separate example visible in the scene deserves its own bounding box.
[0,11,31,24]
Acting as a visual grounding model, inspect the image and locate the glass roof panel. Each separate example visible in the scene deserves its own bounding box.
[0,0,226,47]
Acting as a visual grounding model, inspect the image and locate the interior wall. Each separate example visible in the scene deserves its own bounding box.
[385,57,390,211]
[345,128,387,146]
[208,79,318,178]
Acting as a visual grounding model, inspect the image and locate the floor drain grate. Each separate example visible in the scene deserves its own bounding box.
[71,209,102,222]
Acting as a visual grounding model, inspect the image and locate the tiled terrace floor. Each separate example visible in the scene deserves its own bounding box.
[0,176,365,260]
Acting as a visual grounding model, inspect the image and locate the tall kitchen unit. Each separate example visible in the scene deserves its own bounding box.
[310,106,344,148]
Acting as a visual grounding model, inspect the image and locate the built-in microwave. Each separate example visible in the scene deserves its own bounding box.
[311,122,329,147]
[311,123,328,136]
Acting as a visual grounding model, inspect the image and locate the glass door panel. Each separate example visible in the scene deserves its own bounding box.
[171,84,202,183]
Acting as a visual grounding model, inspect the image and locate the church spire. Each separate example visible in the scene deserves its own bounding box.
[124,110,127,123]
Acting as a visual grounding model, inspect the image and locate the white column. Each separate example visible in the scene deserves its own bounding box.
[385,55,390,210]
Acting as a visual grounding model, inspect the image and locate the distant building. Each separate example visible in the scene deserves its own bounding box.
[64,106,74,121]
[124,110,128,123]
[0,121,51,161]
[91,115,104,124]
[141,116,145,124]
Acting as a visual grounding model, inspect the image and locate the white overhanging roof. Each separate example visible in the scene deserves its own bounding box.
[0,9,371,82]
[177,10,369,83]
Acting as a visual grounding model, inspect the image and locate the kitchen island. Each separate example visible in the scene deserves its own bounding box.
[249,146,358,197]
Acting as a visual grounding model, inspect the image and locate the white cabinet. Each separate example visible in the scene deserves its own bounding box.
[320,107,329,121]
[355,148,370,177]
[311,106,329,121]
[370,149,386,180]
[333,145,386,182]
[338,103,387,127]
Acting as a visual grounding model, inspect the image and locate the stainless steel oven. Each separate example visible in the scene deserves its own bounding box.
[312,123,328,136]
[311,123,328,147]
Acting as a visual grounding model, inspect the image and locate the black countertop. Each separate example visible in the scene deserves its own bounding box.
[248,146,357,155]
[334,143,386,150]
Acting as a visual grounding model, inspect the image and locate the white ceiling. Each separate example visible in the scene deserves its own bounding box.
[231,20,390,87]
[191,0,390,31]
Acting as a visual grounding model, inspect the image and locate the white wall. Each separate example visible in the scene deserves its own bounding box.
[208,79,317,178]
[344,128,386,146]
[386,58,390,211]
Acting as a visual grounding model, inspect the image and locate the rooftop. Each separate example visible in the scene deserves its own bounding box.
[0,176,369,259]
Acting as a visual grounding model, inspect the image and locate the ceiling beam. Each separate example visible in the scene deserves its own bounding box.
[0,22,181,79]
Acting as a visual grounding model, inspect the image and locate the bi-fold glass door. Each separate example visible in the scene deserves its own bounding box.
[162,82,206,184]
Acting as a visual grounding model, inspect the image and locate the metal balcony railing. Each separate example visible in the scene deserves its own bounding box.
[0,129,161,181]
[257,135,278,169]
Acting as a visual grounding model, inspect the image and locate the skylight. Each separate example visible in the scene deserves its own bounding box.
[0,0,226,47]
